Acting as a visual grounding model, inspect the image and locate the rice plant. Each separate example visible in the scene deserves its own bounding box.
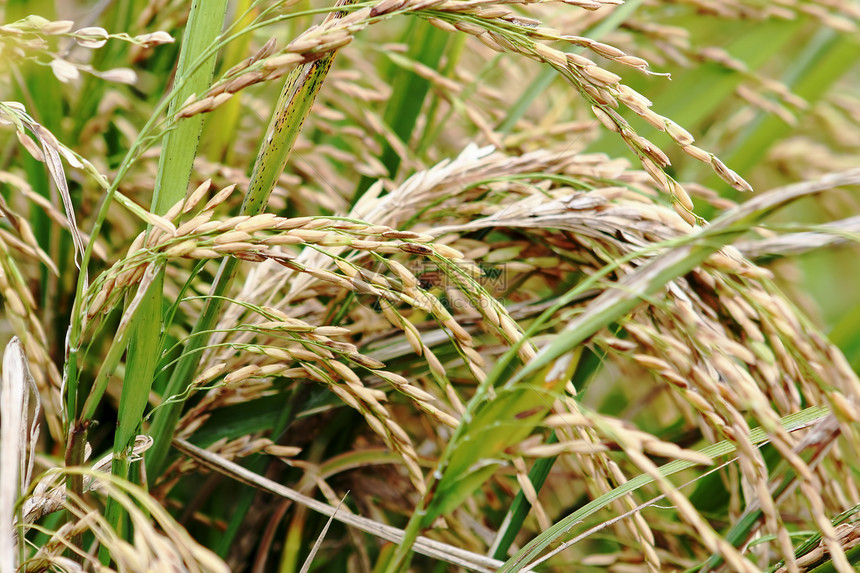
[1,0,860,571]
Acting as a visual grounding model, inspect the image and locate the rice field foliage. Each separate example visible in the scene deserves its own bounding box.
[1,0,860,571]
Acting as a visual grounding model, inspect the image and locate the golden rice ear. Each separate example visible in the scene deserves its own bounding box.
[4,0,858,568]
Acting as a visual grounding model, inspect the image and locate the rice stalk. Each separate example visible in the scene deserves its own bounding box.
[483,170,860,569]
[145,0,360,479]
[3,0,860,570]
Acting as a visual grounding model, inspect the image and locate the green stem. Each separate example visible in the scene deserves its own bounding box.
[96,0,229,564]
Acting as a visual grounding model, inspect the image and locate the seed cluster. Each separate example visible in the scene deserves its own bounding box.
[0,16,171,85]
[171,0,755,226]
[590,253,860,570]
[82,181,519,492]
[350,147,860,570]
